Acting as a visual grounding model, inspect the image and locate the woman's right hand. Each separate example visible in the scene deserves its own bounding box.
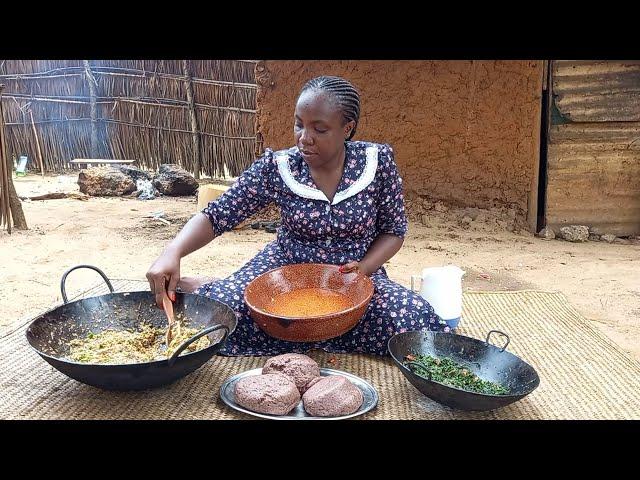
[146,213,217,309]
[146,250,181,309]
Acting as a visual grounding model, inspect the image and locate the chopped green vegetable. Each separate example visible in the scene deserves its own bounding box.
[405,353,509,395]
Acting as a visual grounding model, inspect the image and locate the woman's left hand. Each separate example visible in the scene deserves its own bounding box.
[177,276,217,293]
[339,261,359,274]
[340,261,374,276]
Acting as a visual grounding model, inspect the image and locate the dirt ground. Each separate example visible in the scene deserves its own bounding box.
[2,174,639,362]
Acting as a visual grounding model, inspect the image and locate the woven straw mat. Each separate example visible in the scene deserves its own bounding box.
[1,279,639,419]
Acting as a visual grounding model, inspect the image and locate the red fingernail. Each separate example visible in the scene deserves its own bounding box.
[170,292,176,302]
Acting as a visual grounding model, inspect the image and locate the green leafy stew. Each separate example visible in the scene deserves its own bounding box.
[404,353,510,395]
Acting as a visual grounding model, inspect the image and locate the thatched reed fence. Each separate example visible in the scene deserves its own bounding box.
[0,60,258,178]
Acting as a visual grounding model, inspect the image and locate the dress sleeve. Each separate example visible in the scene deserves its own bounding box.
[375,144,408,238]
[201,150,276,236]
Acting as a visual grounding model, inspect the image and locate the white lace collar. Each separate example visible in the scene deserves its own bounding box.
[275,145,378,206]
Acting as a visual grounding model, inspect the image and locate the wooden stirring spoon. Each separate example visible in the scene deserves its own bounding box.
[162,292,177,347]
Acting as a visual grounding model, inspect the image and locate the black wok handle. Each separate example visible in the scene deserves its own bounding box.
[485,330,510,352]
[167,324,230,367]
[405,361,433,381]
[61,265,114,304]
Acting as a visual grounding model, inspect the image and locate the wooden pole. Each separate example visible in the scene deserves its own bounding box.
[29,110,45,177]
[0,85,28,231]
[3,93,257,113]
[0,85,12,232]
[6,167,28,230]
[84,60,99,158]
[182,60,202,179]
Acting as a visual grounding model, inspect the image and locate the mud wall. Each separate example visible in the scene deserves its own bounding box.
[255,60,544,226]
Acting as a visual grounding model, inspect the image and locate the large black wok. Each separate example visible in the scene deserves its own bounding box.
[26,265,237,391]
[388,330,540,411]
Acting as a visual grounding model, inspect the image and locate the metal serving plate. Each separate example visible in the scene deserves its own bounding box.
[220,367,378,420]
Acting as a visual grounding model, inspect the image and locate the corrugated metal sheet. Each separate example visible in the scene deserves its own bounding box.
[552,60,640,122]
[546,61,640,236]
[547,122,640,236]
[549,122,640,148]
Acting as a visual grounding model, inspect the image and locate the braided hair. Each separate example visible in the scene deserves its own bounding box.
[299,76,360,140]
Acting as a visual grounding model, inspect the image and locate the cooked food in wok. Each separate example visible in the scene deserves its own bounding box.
[404,353,510,395]
[68,317,210,364]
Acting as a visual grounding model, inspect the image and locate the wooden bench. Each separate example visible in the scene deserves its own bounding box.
[70,159,136,169]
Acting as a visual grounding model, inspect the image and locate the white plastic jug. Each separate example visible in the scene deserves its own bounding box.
[411,265,465,329]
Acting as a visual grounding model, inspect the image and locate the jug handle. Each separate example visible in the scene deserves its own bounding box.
[410,275,421,293]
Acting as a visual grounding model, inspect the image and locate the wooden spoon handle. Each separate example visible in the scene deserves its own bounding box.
[162,294,175,345]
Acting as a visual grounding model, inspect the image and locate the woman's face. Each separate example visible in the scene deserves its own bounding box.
[294,90,355,168]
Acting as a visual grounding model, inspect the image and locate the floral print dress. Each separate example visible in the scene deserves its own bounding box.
[196,141,449,356]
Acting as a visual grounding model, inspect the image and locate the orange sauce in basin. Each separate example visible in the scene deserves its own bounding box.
[264,288,353,317]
